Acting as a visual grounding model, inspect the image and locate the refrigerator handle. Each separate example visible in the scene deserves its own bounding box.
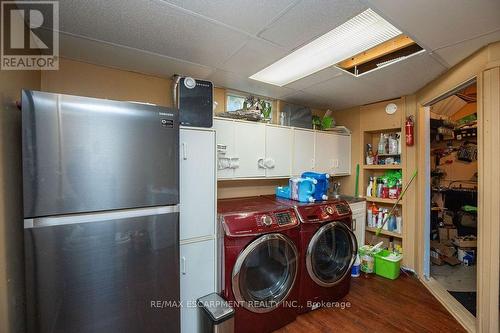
[182,142,188,160]
[181,256,186,275]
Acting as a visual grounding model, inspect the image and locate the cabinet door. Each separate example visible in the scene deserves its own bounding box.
[351,211,366,247]
[233,122,266,178]
[334,134,351,175]
[314,132,335,174]
[180,239,216,333]
[180,129,215,241]
[292,129,315,176]
[265,126,292,177]
[213,119,235,179]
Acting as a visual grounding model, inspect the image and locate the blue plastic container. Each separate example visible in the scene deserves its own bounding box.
[301,172,330,201]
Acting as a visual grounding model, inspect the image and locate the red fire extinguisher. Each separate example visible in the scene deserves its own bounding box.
[405,116,414,146]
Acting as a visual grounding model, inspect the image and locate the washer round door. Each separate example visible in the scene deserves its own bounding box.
[306,222,357,287]
[232,233,299,313]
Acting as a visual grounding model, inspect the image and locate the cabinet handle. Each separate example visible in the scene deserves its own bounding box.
[258,158,265,169]
[181,256,186,275]
[182,142,188,160]
[352,218,357,231]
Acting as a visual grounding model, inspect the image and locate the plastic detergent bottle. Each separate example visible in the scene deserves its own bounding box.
[378,133,386,154]
[351,254,361,277]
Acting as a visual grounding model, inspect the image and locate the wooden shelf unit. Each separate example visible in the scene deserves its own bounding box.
[365,227,402,238]
[363,165,402,170]
[364,197,401,205]
[361,126,404,248]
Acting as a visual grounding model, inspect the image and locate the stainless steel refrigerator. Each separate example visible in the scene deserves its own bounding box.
[22,90,180,333]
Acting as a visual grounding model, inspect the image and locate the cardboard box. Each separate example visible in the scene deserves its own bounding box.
[439,227,458,241]
[430,240,456,257]
[453,236,477,248]
[430,249,443,265]
[430,240,460,266]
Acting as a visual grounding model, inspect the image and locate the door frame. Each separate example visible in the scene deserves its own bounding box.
[416,69,499,332]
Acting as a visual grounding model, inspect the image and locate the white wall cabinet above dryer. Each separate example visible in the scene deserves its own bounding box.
[292,128,315,176]
[214,118,292,179]
[233,121,266,178]
[314,132,351,176]
[214,117,350,179]
[333,134,351,175]
[264,125,292,177]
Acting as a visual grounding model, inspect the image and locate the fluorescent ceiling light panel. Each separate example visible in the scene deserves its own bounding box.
[249,9,402,86]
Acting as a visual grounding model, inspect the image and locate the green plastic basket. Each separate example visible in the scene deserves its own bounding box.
[374,250,402,280]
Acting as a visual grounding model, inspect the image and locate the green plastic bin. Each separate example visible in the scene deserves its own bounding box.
[374,250,403,280]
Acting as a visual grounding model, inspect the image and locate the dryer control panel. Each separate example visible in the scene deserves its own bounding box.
[294,200,352,223]
[218,197,300,237]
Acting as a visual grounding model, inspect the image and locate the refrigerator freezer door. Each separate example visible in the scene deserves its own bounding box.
[24,206,180,333]
[22,90,179,218]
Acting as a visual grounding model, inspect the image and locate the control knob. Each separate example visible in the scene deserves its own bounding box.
[325,206,335,215]
[261,215,273,226]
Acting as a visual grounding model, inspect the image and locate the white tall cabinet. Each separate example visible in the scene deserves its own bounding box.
[179,127,216,333]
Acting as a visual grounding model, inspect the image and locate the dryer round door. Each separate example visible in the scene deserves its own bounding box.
[232,233,299,313]
[306,222,357,287]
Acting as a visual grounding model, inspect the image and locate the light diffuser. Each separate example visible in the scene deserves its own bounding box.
[249,9,402,86]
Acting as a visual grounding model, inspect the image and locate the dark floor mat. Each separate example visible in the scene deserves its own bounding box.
[448,291,476,316]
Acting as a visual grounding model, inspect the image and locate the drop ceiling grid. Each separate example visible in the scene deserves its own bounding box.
[52,0,500,110]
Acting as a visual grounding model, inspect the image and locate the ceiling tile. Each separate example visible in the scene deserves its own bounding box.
[259,0,367,49]
[59,33,214,79]
[160,0,298,35]
[207,69,295,98]
[434,30,500,67]
[367,0,500,51]
[360,52,447,97]
[303,73,383,109]
[57,0,249,67]
[284,67,343,90]
[280,91,333,109]
[219,39,288,77]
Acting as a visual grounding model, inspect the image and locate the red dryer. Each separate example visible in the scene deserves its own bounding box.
[268,196,357,313]
[218,197,301,333]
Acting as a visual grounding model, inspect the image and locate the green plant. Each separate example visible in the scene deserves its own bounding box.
[312,115,322,129]
[321,116,333,129]
[259,100,272,119]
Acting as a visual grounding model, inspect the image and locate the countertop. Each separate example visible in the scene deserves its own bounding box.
[332,195,366,204]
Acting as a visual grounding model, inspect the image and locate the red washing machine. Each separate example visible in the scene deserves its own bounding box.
[266,196,357,313]
[217,197,301,333]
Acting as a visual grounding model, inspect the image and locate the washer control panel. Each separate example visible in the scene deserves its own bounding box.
[275,212,293,226]
[334,203,351,215]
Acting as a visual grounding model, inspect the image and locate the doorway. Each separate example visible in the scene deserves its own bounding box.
[426,79,478,317]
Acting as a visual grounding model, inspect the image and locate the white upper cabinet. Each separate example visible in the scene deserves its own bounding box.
[233,121,266,178]
[213,117,350,179]
[265,125,292,177]
[180,128,216,240]
[333,134,351,175]
[292,129,315,176]
[314,132,351,176]
[314,131,334,174]
[213,119,236,179]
